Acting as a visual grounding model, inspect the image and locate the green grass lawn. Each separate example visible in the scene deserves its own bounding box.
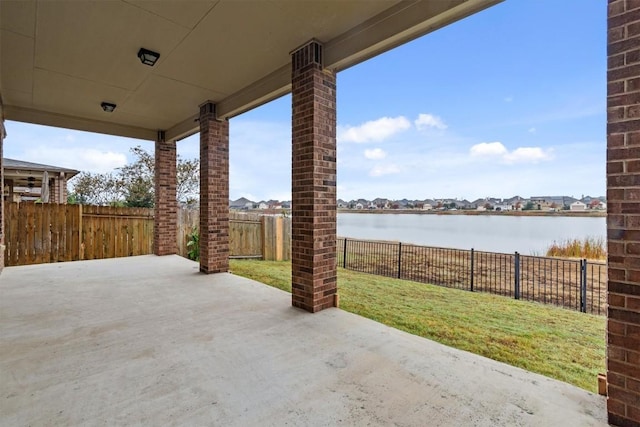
[229,259,606,393]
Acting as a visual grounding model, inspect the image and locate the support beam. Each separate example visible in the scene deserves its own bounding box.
[290,40,338,313]
[154,131,177,256]
[606,1,640,425]
[199,102,229,274]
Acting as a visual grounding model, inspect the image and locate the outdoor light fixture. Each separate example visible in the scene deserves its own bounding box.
[137,48,160,66]
[101,102,116,113]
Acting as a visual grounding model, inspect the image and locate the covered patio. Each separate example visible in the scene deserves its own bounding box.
[1,256,606,426]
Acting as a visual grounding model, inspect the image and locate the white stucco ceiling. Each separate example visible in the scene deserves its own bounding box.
[0,0,502,141]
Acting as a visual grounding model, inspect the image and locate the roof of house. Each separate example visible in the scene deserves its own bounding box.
[3,158,80,176]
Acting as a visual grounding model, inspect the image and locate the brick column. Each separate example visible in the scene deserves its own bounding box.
[154,131,177,256]
[1,116,5,273]
[607,1,640,425]
[290,40,337,312]
[199,102,229,274]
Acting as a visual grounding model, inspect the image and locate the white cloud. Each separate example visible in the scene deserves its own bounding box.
[504,147,554,164]
[370,164,401,177]
[528,127,536,134]
[364,148,387,160]
[414,113,447,131]
[469,142,508,157]
[338,116,411,143]
[469,142,553,164]
[23,147,127,173]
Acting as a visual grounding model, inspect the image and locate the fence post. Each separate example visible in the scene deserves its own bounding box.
[343,238,348,269]
[514,252,520,300]
[580,259,587,313]
[397,242,402,279]
[470,248,475,292]
[78,204,83,260]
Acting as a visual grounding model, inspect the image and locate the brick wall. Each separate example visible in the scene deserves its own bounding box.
[154,132,177,256]
[199,102,229,274]
[1,116,4,272]
[50,175,68,204]
[607,0,640,425]
[291,40,338,313]
[51,177,60,203]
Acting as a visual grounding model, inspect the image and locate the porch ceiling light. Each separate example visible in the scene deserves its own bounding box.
[101,102,116,113]
[137,48,160,66]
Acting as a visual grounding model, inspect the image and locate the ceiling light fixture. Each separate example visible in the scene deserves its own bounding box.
[101,102,116,113]
[137,48,160,66]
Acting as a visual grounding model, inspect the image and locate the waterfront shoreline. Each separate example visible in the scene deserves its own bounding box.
[337,209,606,218]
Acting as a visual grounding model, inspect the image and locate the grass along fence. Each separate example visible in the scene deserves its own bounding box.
[338,237,607,315]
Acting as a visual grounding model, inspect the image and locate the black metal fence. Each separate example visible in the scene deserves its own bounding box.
[337,237,607,315]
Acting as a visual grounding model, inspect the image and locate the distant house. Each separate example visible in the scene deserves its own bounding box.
[355,202,364,210]
[531,196,577,210]
[2,158,79,204]
[570,201,587,211]
[457,199,472,209]
[422,203,433,211]
[257,202,268,210]
[230,197,253,209]
[495,204,512,211]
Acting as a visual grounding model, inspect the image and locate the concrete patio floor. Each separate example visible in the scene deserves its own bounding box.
[1,255,606,426]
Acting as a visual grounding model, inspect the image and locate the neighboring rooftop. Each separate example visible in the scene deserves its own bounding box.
[3,157,79,176]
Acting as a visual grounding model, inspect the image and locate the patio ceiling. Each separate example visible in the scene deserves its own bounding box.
[0,0,501,142]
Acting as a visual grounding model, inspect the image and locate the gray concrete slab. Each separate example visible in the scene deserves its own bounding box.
[1,255,606,426]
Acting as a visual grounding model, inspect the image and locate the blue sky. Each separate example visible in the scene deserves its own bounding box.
[4,0,605,202]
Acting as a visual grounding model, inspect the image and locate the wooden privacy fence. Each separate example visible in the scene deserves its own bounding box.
[4,203,291,267]
[3,202,153,266]
[177,209,291,261]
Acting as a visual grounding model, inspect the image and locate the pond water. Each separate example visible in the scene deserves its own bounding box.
[337,213,606,255]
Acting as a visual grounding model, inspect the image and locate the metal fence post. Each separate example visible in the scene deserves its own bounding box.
[470,248,475,292]
[397,242,402,279]
[580,259,587,313]
[343,238,348,269]
[514,252,520,300]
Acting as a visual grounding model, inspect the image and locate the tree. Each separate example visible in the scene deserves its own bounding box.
[70,172,120,206]
[117,146,155,207]
[176,156,200,205]
[68,146,199,207]
[523,201,535,211]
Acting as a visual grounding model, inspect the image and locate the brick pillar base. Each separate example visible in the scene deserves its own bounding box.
[199,103,229,274]
[154,132,177,256]
[290,40,337,313]
[607,1,640,425]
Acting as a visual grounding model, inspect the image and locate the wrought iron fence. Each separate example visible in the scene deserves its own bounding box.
[337,237,606,315]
